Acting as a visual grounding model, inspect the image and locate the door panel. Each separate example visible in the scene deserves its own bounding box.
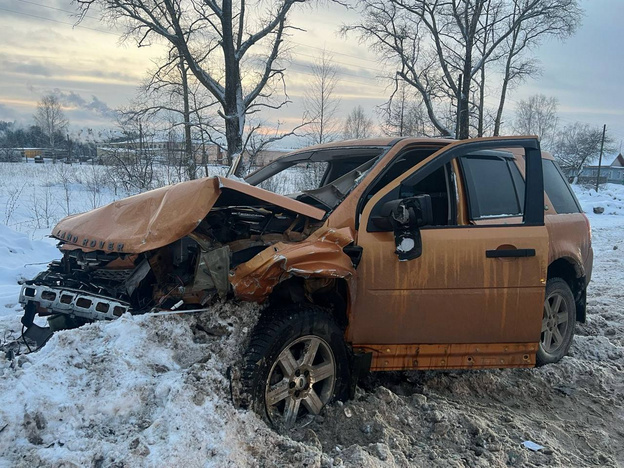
[348,137,549,351]
[349,226,547,344]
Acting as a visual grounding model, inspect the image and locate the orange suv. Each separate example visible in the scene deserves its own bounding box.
[19,136,592,428]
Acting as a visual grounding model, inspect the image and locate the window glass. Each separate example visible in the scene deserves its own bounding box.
[258,162,328,194]
[543,160,581,214]
[509,161,526,209]
[399,165,453,226]
[461,156,522,218]
[365,148,440,203]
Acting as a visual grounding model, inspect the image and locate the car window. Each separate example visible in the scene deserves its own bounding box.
[399,164,455,226]
[364,147,442,203]
[461,155,524,219]
[258,162,328,194]
[542,160,581,214]
[366,161,456,231]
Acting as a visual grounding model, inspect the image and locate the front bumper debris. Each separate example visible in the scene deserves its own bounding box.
[19,284,132,322]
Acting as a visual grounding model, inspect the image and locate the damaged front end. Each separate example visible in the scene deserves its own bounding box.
[18,176,355,348]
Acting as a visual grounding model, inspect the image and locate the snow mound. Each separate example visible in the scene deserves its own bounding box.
[0,304,326,467]
[574,183,624,219]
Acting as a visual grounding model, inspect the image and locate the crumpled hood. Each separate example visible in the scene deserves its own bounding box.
[52,176,325,254]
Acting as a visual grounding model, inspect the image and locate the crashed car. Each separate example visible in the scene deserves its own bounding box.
[19,136,592,428]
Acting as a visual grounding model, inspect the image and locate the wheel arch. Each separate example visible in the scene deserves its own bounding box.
[547,257,587,323]
[267,276,351,331]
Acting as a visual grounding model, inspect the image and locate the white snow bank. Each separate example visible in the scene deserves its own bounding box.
[0,305,320,467]
[0,224,58,317]
[573,182,624,222]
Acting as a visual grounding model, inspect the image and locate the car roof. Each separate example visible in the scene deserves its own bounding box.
[298,137,456,152]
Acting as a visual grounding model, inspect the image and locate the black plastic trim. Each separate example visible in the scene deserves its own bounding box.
[363,138,543,233]
[486,248,536,258]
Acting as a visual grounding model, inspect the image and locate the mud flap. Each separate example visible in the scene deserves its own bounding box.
[348,350,372,399]
[23,324,54,349]
[21,302,54,349]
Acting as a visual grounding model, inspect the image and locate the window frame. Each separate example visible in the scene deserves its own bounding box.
[542,159,582,214]
[459,152,526,221]
[362,138,544,233]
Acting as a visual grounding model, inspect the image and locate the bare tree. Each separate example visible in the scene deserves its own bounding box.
[345,0,581,139]
[53,163,75,216]
[76,0,318,176]
[242,118,306,173]
[513,94,559,150]
[379,80,430,137]
[554,122,614,181]
[493,3,578,136]
[34,94,68,151]
[344,105,374,139]
[303,51,341,145]
[131,50,219,180]
[103,114,158,192]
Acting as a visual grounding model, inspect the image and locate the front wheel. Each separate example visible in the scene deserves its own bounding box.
[536,278,576,366]
[241,304,350,429]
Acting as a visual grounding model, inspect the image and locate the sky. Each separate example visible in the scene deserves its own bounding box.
[0,0,622,154]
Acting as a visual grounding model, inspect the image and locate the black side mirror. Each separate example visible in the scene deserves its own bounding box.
[372,194,433,230]
[371,194,433,260]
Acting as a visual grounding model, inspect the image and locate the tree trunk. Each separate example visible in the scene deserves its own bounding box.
[494,29,519,136]
[478,63,485,137]
[221,0,245,174]
[179,56,196,180]
[459,64,471,140]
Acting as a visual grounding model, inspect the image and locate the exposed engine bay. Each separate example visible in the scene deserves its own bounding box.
[17,145,385,348]
[18,204,322,346]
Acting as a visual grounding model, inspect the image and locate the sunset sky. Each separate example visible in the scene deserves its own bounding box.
[0,0,622,151]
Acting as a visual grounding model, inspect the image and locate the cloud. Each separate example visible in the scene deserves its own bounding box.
[51,89,117,118]
[0,103,19,121]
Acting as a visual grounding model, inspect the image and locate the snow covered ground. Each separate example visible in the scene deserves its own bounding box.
[0,166,622,467]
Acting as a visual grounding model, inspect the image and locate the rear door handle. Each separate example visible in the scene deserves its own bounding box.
[486,248,536,258]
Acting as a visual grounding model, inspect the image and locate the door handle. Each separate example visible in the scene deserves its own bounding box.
[486,248,536,258]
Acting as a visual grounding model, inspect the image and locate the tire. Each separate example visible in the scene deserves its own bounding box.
[536,278,576,366]
[241,304,350,429]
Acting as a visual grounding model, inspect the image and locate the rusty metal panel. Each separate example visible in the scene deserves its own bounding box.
[348,226,548,344]
[230,227,356,301]
[51,176,325,254]
[357,343,537,371]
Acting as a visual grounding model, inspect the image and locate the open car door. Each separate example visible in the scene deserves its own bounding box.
[350,137,548,371]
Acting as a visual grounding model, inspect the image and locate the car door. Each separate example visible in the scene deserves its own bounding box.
[349,137,549,370]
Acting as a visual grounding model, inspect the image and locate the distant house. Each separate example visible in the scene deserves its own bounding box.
[97,140,226,165]
[578,154,624,184]
[97,138,290,169]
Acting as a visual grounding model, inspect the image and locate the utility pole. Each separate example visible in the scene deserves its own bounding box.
[595,124,607,192]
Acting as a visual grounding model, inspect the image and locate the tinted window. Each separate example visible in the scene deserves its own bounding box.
[461,156,523,218]
[543,160,581,214]
[365,148,440,203]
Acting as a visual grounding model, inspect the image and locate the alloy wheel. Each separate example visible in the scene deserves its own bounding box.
[541,291,570,354]
[264,335,336,428]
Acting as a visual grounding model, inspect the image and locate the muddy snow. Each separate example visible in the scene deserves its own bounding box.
[0,183,623,467]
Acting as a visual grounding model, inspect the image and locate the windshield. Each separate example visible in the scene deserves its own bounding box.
[258,161,329,195]
[245,146,388,210]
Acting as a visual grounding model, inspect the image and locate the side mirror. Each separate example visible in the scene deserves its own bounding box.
[371,195,433,261]
[372,194,433,230]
